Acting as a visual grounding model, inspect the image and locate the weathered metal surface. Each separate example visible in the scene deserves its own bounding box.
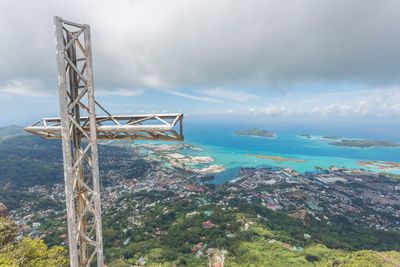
[25,113,184,141]
[54,16,104,267]
[25,17,184,267]
[54,16,80,267]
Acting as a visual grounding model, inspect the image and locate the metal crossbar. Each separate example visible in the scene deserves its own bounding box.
[25,113,184,141]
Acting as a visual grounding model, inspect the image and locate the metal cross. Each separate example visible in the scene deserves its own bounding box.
[25,17,184,267]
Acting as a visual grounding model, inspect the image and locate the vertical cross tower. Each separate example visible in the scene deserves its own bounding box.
[54,16,103,267]
[25,17,184,267]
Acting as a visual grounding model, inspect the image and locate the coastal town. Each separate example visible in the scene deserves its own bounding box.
[7,142,400,247]
[230,166,400,231]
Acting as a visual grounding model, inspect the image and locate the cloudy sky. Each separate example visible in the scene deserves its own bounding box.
[1,0,400,126]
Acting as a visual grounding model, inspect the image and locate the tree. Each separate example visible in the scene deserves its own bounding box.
[0,217,68,267]
[0,217,17,248]
[108,259,130,267]
[0,238,68,267]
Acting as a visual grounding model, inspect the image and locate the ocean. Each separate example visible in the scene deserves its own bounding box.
[179,118,400,183]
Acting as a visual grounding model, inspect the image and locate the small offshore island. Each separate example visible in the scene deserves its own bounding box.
[300,134,343,140]
[329,139,400,148]
[235,128,276,138]
[246,154,305,163]
[322,135,342,140]
[299,133,400,148]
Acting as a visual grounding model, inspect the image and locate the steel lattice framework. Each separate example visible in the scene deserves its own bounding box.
[25,113,184,141]
[25,17,183,267]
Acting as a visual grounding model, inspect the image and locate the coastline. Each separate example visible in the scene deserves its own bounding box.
[130,128,400,181]
[183,140,400,180]
[245,154,305,163]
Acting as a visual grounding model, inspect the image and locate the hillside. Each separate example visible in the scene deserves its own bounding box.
[0,125,27,138]
[0,131,399,266]
[100,191,400,266]
[0,134,151,209]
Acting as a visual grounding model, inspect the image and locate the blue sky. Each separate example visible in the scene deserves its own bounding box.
[0,0,400,128]
[2,84,398,128]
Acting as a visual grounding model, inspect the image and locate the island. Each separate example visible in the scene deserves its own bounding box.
[329,139,400,148]
[246,154,305,163]
[235,128,276,138]
[322,135,342,140]
[358,160,400,171]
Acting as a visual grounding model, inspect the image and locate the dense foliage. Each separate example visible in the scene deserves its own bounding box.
[101,191,400,266]
[0,135,151,208]
[0,217,68,267]
[0,217,17,247]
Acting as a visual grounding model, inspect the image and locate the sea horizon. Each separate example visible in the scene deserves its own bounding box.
[177,118,400,183]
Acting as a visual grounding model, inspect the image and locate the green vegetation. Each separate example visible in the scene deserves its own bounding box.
[381,172,400,180]
[329,139,400,148]
[0,217,68,267]
[1,134,399,266]
[4,204,398,267]
[0,217,17,247]
[100,191,400,266]
[0,135,151,208]
[0,135,63,187]
[235,128,276,138]
[0,125,26,138]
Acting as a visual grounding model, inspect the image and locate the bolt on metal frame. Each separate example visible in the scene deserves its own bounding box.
[25,17,183,267]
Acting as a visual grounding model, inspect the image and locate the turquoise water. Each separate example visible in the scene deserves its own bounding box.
[181,120,400,183]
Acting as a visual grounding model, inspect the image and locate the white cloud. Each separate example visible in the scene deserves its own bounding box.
[0,80,50,97]
[97,89,144,97]
[2,1,400,122]
[203,88,257,102]
[141,75,167,88]
[2,0,400,94]
[201,87,400,118]
[163,87,257,104]
[166,90,222,104]
[391,103,400,113]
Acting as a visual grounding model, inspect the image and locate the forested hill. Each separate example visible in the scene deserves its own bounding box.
[0,125,27,138]
[0,130,150,209]
[0,135,63,186]
[0,133,151,187]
